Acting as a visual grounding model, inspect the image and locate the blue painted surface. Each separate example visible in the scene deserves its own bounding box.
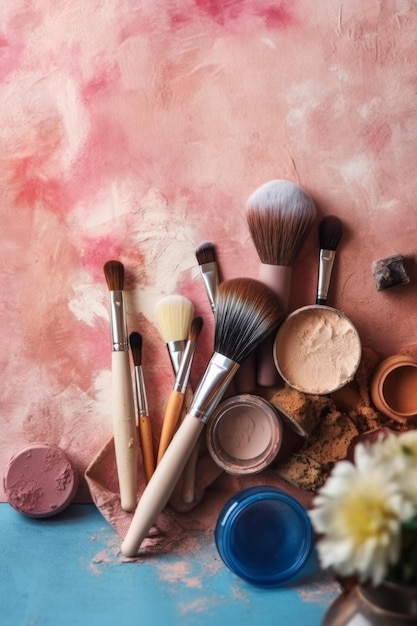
[0,504,338,626]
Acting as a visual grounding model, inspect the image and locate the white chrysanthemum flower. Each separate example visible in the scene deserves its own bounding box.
[367,432,417,466]
[364,433,417,509]
[309,450,414,585]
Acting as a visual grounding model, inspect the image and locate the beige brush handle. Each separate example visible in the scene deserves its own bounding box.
[180,384,199,503]
[121,412,204,557]
[112,350,138,512]
[138,417,155,483]
[157,390,185,464]
[181,437,201,503]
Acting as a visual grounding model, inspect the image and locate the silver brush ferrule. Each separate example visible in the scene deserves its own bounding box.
[167,340,187,375]
[173,341,195,393]
[317,249,336,302]
[199,262,219,314]
[134,366,148,418]
[109,290,128,351]
[188,352,239,423]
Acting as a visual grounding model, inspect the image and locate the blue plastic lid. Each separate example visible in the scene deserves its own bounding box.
[215,486,314,587]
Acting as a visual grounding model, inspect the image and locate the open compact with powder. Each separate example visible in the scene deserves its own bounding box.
[273,305,362,396]
[206,394,284,475]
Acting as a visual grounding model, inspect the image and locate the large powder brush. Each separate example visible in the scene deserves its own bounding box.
[246,179,317,387]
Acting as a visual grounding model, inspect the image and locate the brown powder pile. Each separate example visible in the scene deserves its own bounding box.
[270,386,332,438]
[268,346,410,492]
[272,395,358,491]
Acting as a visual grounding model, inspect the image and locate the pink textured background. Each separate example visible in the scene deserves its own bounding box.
[1,0,416,501]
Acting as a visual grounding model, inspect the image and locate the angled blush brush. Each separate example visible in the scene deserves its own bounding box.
[246,179,316,387]
[121,277,283,557]
[316,215,343,305]
[129,332,155,484]
[157,316,204,464]
[155,295,195,375]
[195,241,219,314]
[103,260,138,512]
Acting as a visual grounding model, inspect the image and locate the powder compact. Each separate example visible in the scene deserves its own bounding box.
[273,305,362,395]
[206,394,283,475]
[3,443,79,518]
[215,486,315,587]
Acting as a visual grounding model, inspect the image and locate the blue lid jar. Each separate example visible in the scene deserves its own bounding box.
[215,486,315,587]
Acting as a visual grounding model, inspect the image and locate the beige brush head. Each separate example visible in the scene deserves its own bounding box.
[246,179,316,267]
[155,295,195,343]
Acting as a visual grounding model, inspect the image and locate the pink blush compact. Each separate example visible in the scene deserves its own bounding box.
[3,443,78,518]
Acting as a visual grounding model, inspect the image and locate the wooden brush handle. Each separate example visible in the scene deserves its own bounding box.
[157,390,185,463]
[121,412,204,557]
[259,263,292,310]
[256,264,291,387]
[112,351,138,512]
[138,416,155,484]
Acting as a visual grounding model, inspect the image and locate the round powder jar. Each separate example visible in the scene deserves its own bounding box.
[215,486,315,587]
[3,443,78,518]
[370,355,417,424]
[273,305,362,395]
[206,394,283,475]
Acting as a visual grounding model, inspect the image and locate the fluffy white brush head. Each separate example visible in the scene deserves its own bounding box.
[246,179,317,266]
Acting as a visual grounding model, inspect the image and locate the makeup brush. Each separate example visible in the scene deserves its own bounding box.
[129,332,155,484]
[157,316,204,464]
[195,242,219,314]
[121,277,283,557]
[195,241,240,397]
[155,295,195,375]
[246,179,316,387]
[316,215,343,305]
[103,260,138,512]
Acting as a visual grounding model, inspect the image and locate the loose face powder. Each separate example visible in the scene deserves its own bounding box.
[273,305,362,395]
[206,394,283,474]
[3,443,78,518]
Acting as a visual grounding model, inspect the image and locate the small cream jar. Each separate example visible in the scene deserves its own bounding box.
[370,355,417,424]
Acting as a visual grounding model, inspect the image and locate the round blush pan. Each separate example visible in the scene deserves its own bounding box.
[3,443,78,518]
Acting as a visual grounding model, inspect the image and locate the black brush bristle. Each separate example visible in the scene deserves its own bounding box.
[103,259,124,291]
[189,316,204,342]
[195,241,217,265]
[319,216,343,251]
[214,277,283,364]
[129,331,143,367]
